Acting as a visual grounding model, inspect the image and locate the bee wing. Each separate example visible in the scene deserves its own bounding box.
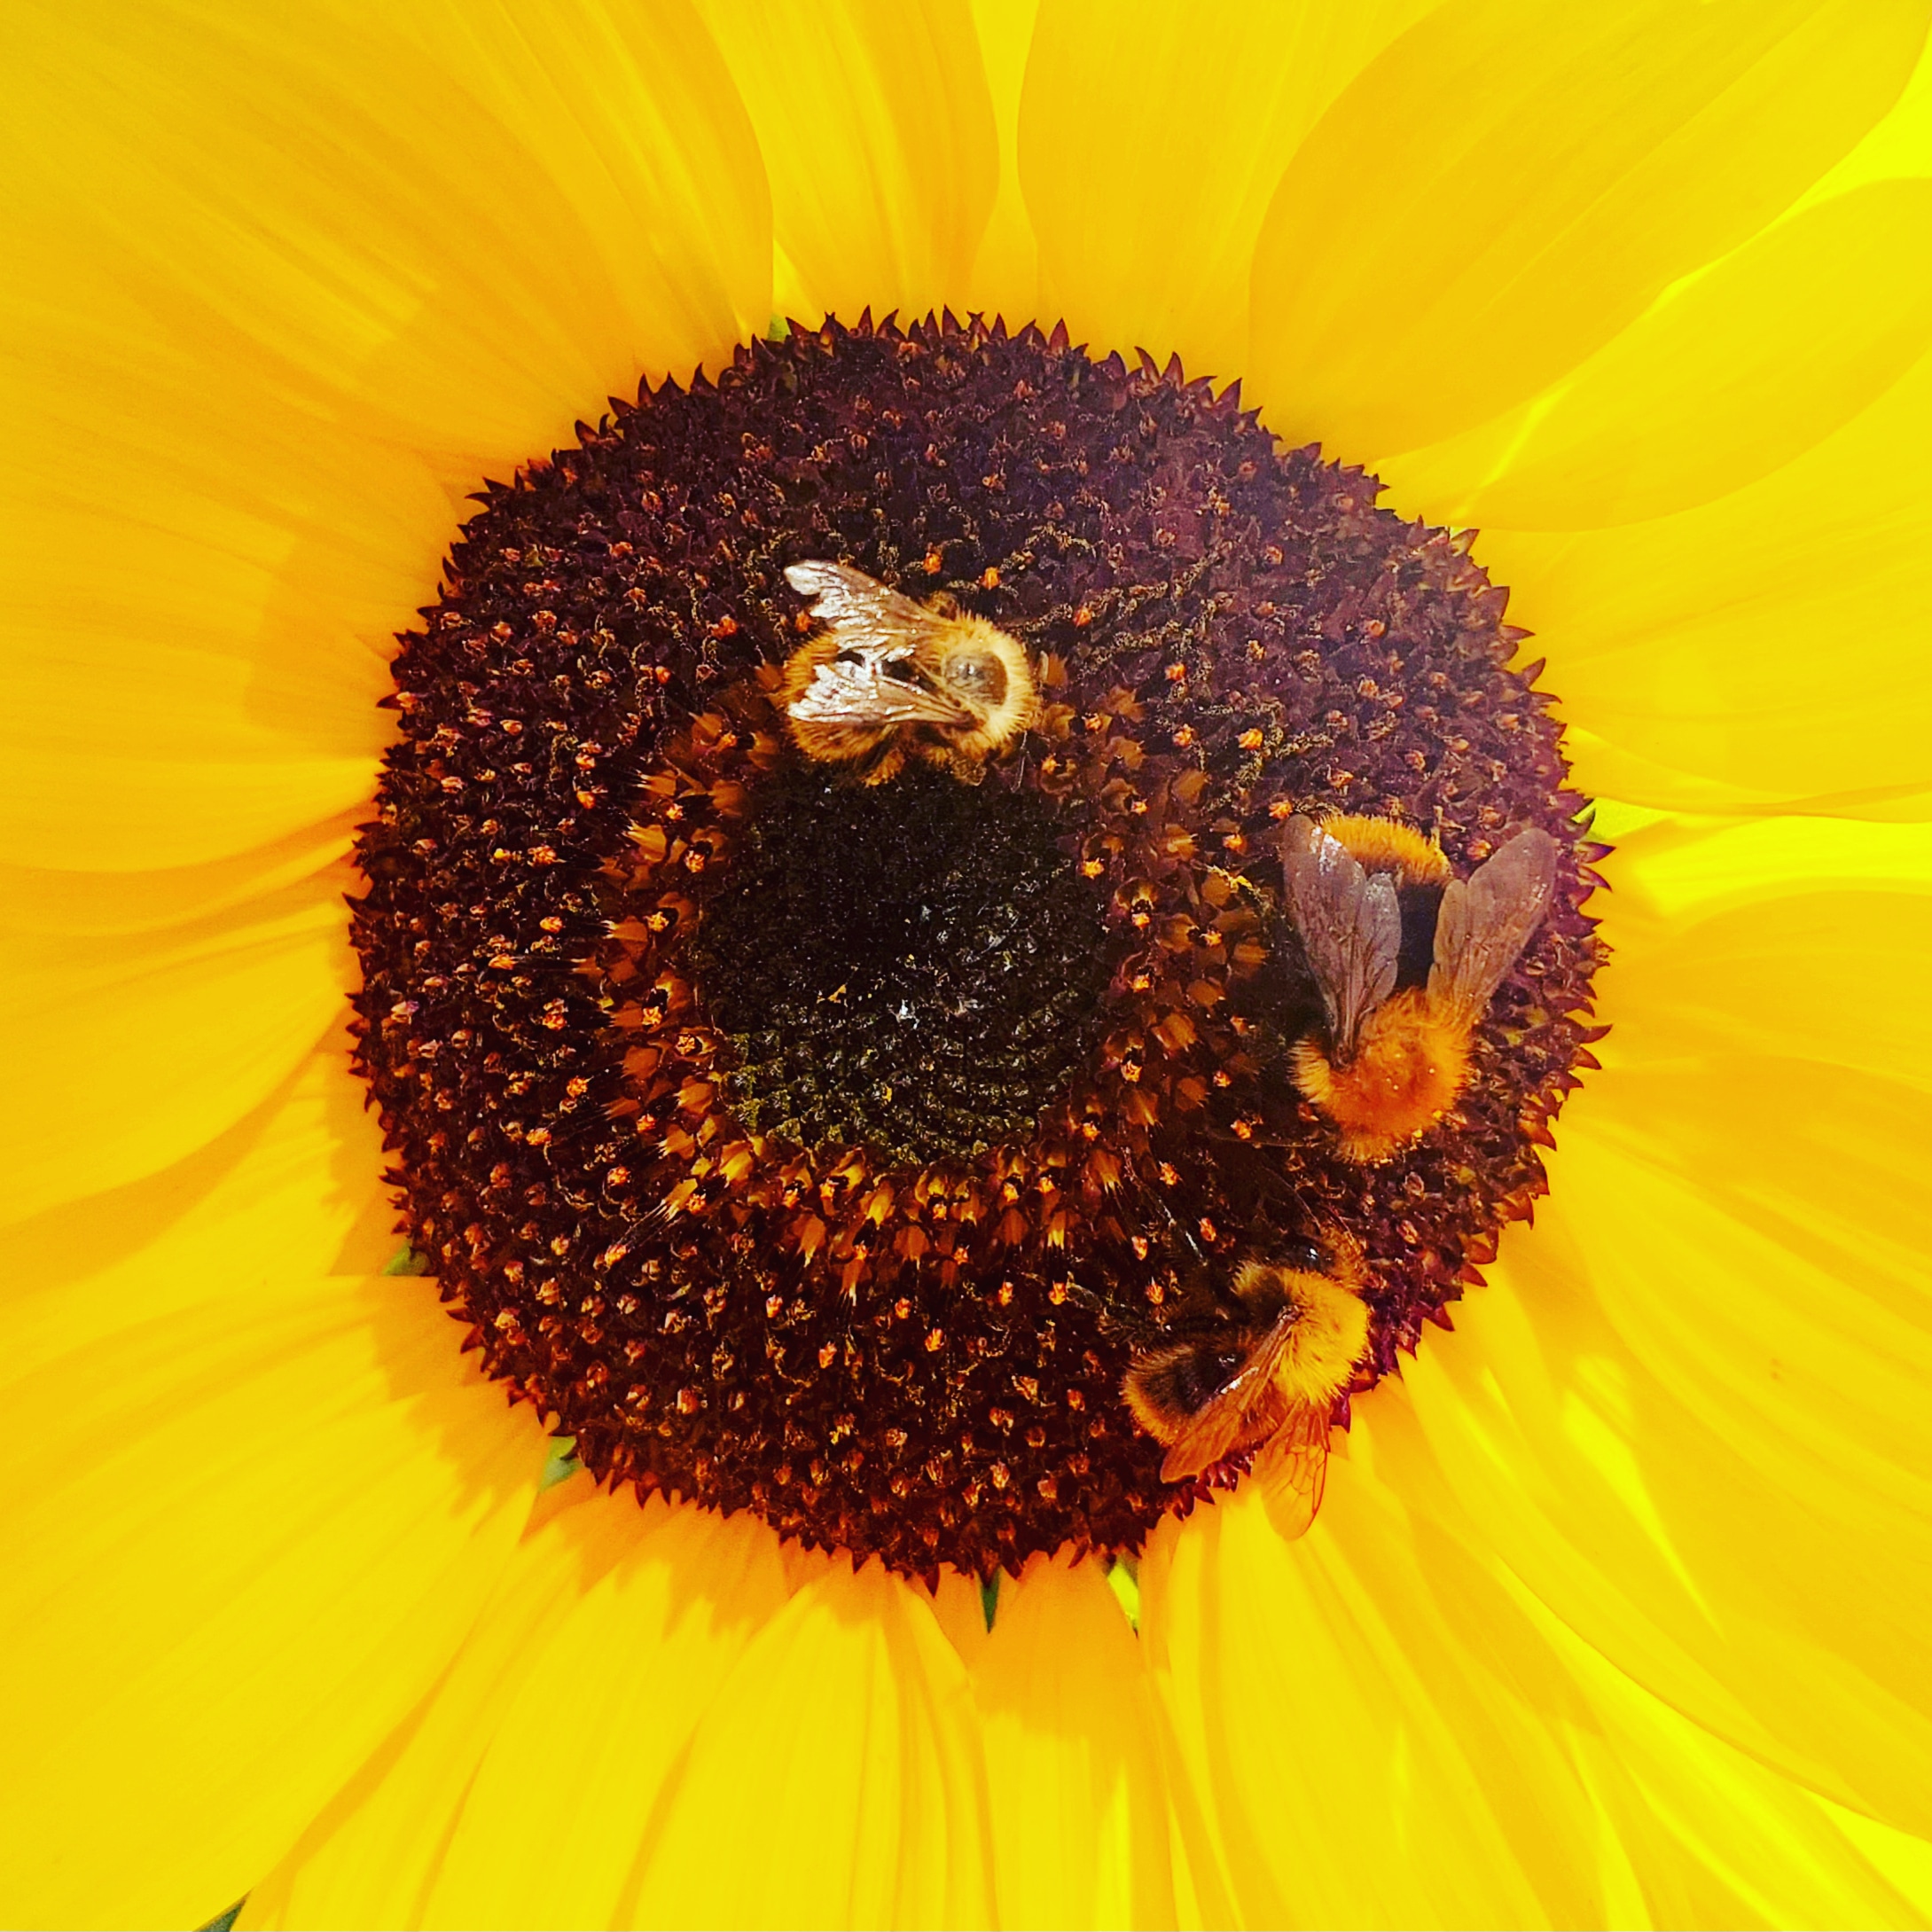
[1279,815,1402,1058]
[787,655,975,728]
[784,560,947,653]
[1427,827,1559,1022]
[1156,1311,1299,1484]
[784,561,975,729]
[1254,1404,1334,1543]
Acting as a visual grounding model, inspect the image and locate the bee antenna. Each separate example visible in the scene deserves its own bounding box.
[1154,1194,1205,1262]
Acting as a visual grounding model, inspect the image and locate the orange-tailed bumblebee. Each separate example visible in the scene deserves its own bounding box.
[1122,1233,1370,1537]
[1274,813,1557,1163]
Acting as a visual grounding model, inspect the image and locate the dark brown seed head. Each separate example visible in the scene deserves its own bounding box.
[349,313,1606,1582]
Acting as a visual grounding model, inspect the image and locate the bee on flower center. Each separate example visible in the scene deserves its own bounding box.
[1122,1232,1371,1538]
[1277,812,1558,1163]
[779,559,1039,785]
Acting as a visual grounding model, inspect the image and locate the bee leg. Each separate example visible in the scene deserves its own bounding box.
[1056,1279,1109,1321]
[854,740,906,786]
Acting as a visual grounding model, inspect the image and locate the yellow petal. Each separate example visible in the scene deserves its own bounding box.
[1383,178,1932,529]
[1366,1381,1932,1927]
[3,204,441,872]
[1799,17,1932,201]
[974,1550,1182,1928]
[0,860,356,1224]
[0,821,356,938]
[242,1481,642,1932]
[3,0,770,870]
[1017,0,1436,379]
[1482,349,1932,818]
[1592,812,1932,926]
[1142,1467,1613,1927]
[247,1490,792,1931]
[1394,814,1932,1839]
[630,1559,995,1928]
[0,315,418,865]
[1600,813,1932,1083]
[1148,1395,1929,1927]
[2,1044,391,1374]
[1248,0,1931,456]
[9,0,769,460]
[1544,1620,1932,1929]
[962,0,1043,325]
[1825,1800,1932,1925]
[414,1500,791,1929]
[1414,1137,1932,1831]
[0,1273,540,1930]
[368,0,772,426]
[697,0,998,327]
[924,1563,996,1669]
[1558,1097,1929,1798]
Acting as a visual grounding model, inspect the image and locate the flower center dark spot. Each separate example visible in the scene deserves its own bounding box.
[689,763,1108,1166]
[350,314,1606,1583]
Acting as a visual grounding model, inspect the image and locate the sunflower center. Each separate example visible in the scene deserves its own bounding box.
[687,763,1107,1166]
[350,314,1605,1582]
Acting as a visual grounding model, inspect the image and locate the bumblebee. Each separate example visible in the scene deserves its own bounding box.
[779,560,1039,784]
[1276,813,1558,1163]
[1122,1233,1370,1538]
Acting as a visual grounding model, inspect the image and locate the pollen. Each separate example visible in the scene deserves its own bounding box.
[349,313,1605,1584]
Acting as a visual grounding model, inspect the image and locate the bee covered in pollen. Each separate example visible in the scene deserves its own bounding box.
[1279,813,1558,1163]
[778,559,1039,785]
[1123,1234,1371,1537]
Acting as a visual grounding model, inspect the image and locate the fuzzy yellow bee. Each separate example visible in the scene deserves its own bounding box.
[779,560,1038,784]
[1278,813,1558,1162]
[1123,1235,1370,1537]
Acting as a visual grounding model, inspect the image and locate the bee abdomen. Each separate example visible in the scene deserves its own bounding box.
[1394,881,1443,989]
[1141,1339,1246,1419]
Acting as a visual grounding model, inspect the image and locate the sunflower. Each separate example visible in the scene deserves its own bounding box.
[5,1,1931,1927]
